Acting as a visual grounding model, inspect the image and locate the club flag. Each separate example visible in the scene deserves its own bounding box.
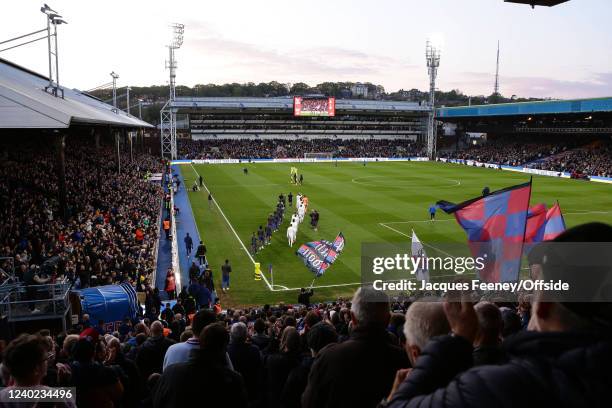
[296,233,345,277]
[411,230,429,282]
[437,181,532,283]
[543,202,566,240]
[525,203,548,244]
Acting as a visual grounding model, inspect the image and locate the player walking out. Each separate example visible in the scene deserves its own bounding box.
[429,204,437,221]
[258,225,265,249]
[208,192,213,209]
[251,232,258,255]
[299,174,304,185]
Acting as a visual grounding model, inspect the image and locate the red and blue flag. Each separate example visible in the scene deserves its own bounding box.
[437,181,532,283]
[543,202,566,240]
[525,203,548,244]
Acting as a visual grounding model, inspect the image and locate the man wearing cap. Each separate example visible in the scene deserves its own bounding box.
[384,222,612,408]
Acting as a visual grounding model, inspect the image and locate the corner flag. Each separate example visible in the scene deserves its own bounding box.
[411,230,429,282]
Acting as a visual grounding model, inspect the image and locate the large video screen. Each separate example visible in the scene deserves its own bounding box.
[293,96,336,117]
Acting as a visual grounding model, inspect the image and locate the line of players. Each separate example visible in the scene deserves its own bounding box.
[287,193,319,247]
[250,192,320,254]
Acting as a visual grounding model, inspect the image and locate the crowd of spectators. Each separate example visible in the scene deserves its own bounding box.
[0,210,610,408]
[526,142,612,177]
[0,136,165,296]
[445,139,564,167]
[444,135,611,176]
[178,138,423,160]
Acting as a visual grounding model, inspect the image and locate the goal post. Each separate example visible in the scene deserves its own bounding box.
[304,152,334,160]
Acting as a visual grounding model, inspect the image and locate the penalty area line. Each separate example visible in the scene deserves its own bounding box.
[189,164,274,291]
[379,222,456,258]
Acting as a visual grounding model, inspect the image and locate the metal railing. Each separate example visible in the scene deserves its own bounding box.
[0,282,71,322]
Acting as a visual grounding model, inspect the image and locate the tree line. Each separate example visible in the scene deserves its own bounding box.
[88,81,541,124]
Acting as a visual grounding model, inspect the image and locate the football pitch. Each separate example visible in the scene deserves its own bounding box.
[180,161,612,306]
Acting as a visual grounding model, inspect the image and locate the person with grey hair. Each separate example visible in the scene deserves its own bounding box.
[403,301,450,366]
[302,286,409,408]
[473,301,505,366]
[228,322,262,405]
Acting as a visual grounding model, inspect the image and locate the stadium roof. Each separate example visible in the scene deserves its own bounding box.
[436,97,612,119]
[0,58,153,129]
[504,0,569,7]
[169,97,429,114]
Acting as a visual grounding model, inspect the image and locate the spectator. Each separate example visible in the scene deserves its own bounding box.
[70,338,124,408]
[0,334,76,407]
[264,326,302,408]
[153,323,248,408]
[105,336,142,407]
[251,318,271,350]
[163,309,234,370]
[402,301,450,366]
[302,287,409,408]
[228,322,263,405]
[473,301,505,366]
[136,321,176,380]
[171,298,185,316]
[161,303,174,323]
[281,322,338,408]
[499,306,522,340]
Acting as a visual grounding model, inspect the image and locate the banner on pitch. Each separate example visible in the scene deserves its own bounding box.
[296,233,345,277]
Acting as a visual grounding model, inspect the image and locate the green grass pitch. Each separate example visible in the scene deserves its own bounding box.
[179,161,612,307]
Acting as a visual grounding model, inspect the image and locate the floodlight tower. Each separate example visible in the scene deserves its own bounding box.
[425,41,441,159]
[161,23,184,159]
[110,71,119,112]
[126,86,131,115]
[41,4,67,98]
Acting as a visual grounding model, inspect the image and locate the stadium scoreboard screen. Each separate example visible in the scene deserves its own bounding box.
[293,96,336,117]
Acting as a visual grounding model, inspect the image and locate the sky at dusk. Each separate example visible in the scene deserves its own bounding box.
[2,0,612,99]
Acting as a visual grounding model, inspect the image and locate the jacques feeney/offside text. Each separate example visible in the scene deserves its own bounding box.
[372,279,570,292]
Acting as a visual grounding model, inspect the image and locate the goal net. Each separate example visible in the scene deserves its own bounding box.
[304,152,334,160]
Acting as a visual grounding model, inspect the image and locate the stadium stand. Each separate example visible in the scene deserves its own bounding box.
[179,138,424,160]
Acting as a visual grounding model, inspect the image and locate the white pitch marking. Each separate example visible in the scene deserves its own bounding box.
[379,222,456,258]
[190,164,274,291]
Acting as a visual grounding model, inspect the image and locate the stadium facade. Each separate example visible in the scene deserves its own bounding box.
[170,97,430,142]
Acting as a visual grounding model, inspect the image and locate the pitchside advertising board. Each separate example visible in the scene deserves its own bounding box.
[294,96,336,117]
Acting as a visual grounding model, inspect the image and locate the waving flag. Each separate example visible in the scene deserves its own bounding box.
[437,181,532,283]
[543,202,566,240]
[525,203,548,243]
[411,230,429,282]
[297,233,345,277]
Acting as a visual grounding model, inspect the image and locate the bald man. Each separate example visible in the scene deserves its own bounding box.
[137,321,176,380]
